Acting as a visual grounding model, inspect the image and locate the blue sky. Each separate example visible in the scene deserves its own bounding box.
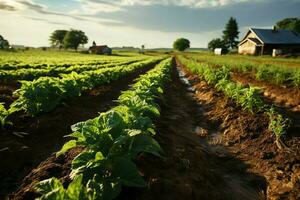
[0,0,300,48]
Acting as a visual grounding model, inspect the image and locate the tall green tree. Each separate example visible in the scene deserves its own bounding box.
[222,17,239,49]
[50,30,68,49]
[208,38,227,51]
[276,18,300,34]
[63,29,88,51]
[0,35,9,49]
[173,38,190,51]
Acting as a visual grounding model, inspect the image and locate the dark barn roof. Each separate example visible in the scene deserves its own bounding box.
[239,28,300,45]
[89,45,109,51]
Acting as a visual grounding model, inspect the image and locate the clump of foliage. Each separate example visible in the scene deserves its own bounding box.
[63,30,88,51]
[49,29,88,51]
[276,17,300,34]
[50,30,68,49]
[0,35,10,50]
[208,38,227,51]
[0,103,11,128]
[173,38,190,51]
[207,17,239,50]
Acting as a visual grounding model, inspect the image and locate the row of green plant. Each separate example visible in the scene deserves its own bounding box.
[0,58,144,81]
[7,57,163,117]
[0,59,123,70]
[187,54,300,87]
[34,58,172,200]
[178,56,290,142]
[0,103,10,128]
[0,50,148,70]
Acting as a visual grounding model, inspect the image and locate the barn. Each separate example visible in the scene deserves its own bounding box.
[89,42,112,55]
[238,27,300,55]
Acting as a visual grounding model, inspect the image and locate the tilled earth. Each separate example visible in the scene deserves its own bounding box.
[6,59,300,200]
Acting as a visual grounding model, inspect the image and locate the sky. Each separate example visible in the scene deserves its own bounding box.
[0,0,300,48]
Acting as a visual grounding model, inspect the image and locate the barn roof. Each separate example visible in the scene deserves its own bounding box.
[89,45,109,51]
[239,28,300,45]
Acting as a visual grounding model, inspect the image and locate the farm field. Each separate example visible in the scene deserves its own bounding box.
[0,50,299,200]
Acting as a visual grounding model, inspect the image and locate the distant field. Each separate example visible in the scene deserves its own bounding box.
[0,50,150,66]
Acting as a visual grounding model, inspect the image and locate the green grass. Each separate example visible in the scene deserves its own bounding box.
[183,52,300,86]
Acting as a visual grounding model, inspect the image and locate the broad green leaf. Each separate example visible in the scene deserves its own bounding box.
[129,134,163,158]
[35,178,63,194]
[56,140,77,157]
[39,188,65,200]
[86,176,121,200]
[72,150,96,170]
[66,175,85,199]
[112,157,146,187]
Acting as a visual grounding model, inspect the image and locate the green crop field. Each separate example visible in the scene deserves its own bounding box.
[0,49,299,200]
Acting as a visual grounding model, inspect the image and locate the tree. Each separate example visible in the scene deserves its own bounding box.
[0,35,9,49]
[50,30,68,49]
[222,17,239,49]
[208,38,227,51]
[140,44,145,54]
[173,38,190,51]
[63,29,88,51]
[276,18,300,34]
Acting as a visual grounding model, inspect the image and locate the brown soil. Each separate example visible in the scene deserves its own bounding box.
[232,72,300,113]
[10,60,266,200]
[177,60,300,200]
[8,60,300,200]
[0,63,156,199]
[0,81,20,108]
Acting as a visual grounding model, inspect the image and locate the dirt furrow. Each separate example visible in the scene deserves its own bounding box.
[0,62,157,199]
[177,60,300,200]
[120,61,265,200]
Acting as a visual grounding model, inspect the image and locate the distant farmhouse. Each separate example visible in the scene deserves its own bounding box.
[238,27,300,56]
[89,41,112,55]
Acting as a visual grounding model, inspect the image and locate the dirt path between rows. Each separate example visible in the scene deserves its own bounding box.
[0,63,157,199]
[174,60,299,199]
[120,61,266,200]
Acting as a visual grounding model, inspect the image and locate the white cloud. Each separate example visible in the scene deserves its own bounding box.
[73,0,257,14]
[79,0,256,11]
[74,1,123,14]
